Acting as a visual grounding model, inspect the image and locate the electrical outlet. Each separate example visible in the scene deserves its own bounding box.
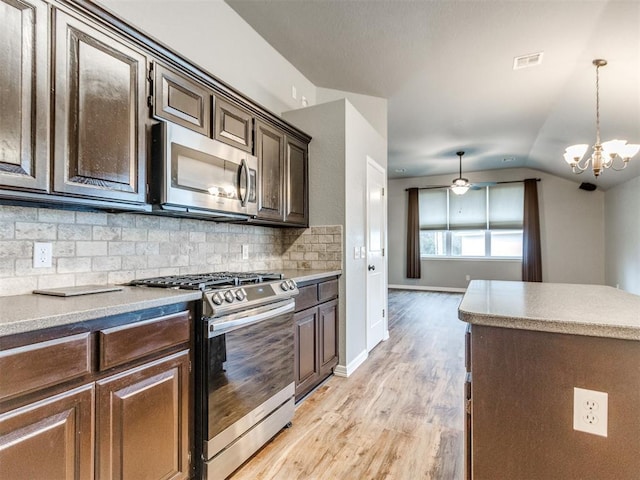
[241,244,249,260]
[465,274,471,281]
[573,387,608,437]
[33,242,53,268]
[291,85,297,100]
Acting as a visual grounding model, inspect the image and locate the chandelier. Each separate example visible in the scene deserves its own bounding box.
[451,151,470,195]
[563,59,639,177]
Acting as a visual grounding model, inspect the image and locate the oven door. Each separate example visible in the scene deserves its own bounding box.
[204,300,295,458]
[152,122,257,216]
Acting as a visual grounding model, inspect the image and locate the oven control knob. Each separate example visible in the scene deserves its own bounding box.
[224,291,235,303]
[280,281,289,291]
[212,292,224,305]
[235,289,246,301]
[287,280,297,290]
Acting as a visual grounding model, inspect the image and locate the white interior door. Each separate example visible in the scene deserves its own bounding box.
[366,157,387,351]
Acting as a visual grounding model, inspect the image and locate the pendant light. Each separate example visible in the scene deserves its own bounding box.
[451,151,471,195]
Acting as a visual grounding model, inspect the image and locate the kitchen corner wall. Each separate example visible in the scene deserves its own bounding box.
[0,205,342,297]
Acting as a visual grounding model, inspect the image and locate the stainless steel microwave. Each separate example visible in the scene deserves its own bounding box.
[150,122,257,219]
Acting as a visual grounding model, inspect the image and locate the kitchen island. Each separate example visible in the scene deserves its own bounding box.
[459,280,640,480]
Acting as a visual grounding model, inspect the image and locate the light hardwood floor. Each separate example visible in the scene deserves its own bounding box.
[232,290,466,479]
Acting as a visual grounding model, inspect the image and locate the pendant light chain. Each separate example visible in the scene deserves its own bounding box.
[595,62,601,146]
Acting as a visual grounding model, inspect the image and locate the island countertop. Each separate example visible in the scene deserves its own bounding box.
[458,280,640,341]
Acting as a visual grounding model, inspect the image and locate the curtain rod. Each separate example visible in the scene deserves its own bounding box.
[405,178,541,191]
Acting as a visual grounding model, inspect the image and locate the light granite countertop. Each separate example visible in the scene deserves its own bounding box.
[459,280,640,341]
[283,269,342,284]
[0,269,341,338]
[0,287,202,337]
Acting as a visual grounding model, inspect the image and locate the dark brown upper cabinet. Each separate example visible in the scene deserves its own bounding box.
[153,62,212,136]
[254,120,309,226]
[52,8,147,204]
[0,0,49,192]
[214,96,253,152]
[285,135,308,226]
[255,120,285,222]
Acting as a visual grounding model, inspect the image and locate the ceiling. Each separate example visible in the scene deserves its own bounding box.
[226,0,640,190]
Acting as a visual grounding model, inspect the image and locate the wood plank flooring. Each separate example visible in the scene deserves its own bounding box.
[231,290,466,480]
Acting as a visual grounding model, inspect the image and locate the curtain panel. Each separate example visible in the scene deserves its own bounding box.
[522,178,542,282]
[406,188,421,278]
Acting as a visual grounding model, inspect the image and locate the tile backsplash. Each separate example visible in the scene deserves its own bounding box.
[0,205,342,296]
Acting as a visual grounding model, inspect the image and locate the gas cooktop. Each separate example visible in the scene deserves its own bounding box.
[129,272,285,291]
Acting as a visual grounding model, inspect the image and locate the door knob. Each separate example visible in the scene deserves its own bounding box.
[368,265,375,271]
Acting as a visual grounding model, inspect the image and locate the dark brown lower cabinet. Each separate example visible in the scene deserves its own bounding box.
[0,384,94,480]
[294,277,339,401]
[0,307,192,480]
[96,350,190,480]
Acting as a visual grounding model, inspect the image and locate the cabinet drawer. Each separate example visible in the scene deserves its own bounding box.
[0,333,91,401]
[99,311,190,370]
[318,279,338,302]
[295,285,318,312]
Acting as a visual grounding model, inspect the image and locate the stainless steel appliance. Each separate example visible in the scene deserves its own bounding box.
[150,122,258,219]
[130,272,298,479]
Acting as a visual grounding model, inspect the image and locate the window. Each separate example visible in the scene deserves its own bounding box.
[419,184,524,258]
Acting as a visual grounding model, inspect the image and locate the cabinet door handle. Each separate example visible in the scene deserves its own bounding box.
[368,265,375,271]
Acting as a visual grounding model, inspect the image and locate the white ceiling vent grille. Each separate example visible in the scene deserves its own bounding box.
[513,52,544,70]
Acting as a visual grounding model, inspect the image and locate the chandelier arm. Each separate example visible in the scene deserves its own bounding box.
[573,157,592,172]
[609,159,630,171]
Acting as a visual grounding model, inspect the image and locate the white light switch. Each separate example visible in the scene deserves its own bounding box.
[242,244,249,260]
[354,247,361,259]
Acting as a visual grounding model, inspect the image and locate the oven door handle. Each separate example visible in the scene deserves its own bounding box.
[208,301,295,337]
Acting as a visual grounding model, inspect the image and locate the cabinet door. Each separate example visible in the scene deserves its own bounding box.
[53,9,147,203]
[284,135,308,226]
[214,97,253,152]
[318,299,338,377]
[96,350,190,480]
[0,384,94,480]
[294,307,319,400]
[0,0,49,191]
[255,121,284,221]
[153,62,211,136]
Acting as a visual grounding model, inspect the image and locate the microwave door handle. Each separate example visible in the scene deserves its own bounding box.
[239,159,249,207]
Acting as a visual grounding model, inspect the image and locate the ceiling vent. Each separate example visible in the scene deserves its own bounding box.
[513,52,544,70]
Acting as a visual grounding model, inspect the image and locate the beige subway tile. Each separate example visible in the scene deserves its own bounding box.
[15,258,56,276]
[92,226,121,241]
[147,255,171,268]
[148,229,171,242]
[122,256,147,270]
[53,241,75,257]
[0,258,14,277]
[15,222,57,240]
[38,209,75,224]
[92,256,122,272]
[58,224,92,240]
[136,242,159,255]
[107,213,136,227]
[77,241,107,257]
[75,272,108,285]
[108,242,136,256]
[57,257,91,273]
[121,228,148,241]
[108,271,136,285]
[304,252,319,261]
[0,223,15,239]
[37,273,76,290]
[0,240,31,258]
[157,267,180,277]
[0,276,37,296]
[0,205,38,221]
[189,231,206,243]
[76,211,108,225]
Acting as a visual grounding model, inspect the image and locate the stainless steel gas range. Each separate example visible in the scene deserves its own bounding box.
[130,272,298,479]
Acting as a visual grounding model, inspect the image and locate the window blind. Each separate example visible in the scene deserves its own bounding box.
[419,189,447,230]
[488,184,524,229]
[449,188,486,230]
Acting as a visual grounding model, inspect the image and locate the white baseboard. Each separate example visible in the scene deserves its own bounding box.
[388,284,466,293]
[334,349,368,378]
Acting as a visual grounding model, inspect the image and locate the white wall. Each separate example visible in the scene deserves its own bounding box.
[284,99,388,372]
[317,88,388,141]
[99,0,316,115]
[605,176,640,295]
[388,168,606,289]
